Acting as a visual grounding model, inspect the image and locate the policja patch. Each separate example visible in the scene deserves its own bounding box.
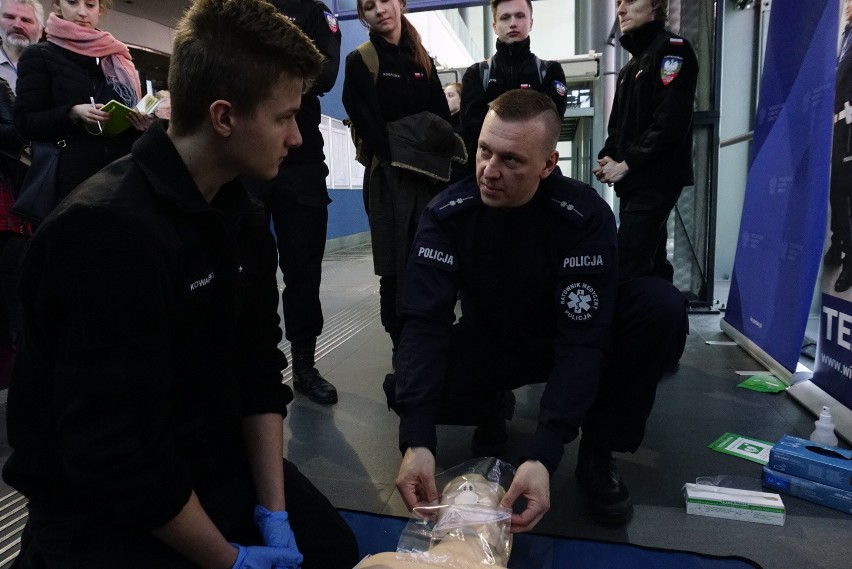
[660,55,683,86]
[414,242,456,270]
[559,282,600,322]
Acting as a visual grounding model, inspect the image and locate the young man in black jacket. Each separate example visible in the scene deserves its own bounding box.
[2,1,357,568]
[594,0,697,282]
[459,0,567,173]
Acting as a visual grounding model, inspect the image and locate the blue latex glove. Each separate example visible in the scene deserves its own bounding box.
[230,544,303,569]
[253,505,302,568]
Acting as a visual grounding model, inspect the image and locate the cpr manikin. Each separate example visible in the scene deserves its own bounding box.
[355,459,515,569]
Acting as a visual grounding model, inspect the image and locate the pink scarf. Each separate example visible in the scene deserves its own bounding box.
[45,13,141,106]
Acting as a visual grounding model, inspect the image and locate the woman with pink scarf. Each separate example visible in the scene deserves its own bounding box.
[14,0,152,203]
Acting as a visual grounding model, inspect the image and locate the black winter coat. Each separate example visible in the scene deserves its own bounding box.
[460,37,568,154]
[342,31,450,160]
[599,20,697,195]
[14,41,140,201]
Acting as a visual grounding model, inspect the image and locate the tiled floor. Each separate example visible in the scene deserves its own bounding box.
[1,245,850,568]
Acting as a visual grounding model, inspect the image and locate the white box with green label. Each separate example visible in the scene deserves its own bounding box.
[683,483,786,526]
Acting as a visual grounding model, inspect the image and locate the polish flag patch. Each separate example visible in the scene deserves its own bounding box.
[324,11,338,33]
[660,55,683,86]
[670,37,684,45]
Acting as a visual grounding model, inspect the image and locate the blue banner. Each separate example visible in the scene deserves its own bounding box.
[723,0,836,374]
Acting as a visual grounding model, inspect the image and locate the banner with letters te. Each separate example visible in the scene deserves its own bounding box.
[723,0,835,376]
[813,1,852,411]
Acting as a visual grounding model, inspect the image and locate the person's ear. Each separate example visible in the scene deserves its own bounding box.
[539,150,559,179]
[209,100,234,138]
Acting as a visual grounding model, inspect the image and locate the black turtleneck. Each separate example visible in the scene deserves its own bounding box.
[598,17,697,192]
[494,36,533,64]
[619,19,665,57]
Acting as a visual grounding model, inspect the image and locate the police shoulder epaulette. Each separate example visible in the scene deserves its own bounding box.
[431,185,480,221]
[547,177,599,225]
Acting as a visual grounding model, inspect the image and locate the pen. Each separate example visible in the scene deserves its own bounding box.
[90,97,102,134]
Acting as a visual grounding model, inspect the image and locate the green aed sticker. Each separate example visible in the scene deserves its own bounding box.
[708,432,774,465]
[737,375,787,393]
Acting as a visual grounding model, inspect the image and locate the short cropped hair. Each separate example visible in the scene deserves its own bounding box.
[488,89,560,154]
[168,0,323,137]
[490,0,532,20]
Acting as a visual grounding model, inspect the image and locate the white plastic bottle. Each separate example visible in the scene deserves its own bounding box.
[809,406,839,447]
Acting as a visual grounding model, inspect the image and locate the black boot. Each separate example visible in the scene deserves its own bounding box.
[291,338,338,405]
[575,443,633,525]
[836,260,852,293]
[824,241,844,267]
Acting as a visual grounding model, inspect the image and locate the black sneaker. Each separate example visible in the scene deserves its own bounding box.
[293,367,338,405]
[471,418,508,457]
[575,448,634,525]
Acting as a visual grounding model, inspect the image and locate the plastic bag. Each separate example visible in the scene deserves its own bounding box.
[393,457,516,568]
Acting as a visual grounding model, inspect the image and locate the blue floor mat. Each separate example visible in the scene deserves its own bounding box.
[339,509,763,569]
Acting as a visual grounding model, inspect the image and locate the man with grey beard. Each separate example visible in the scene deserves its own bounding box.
[0,0,43,92]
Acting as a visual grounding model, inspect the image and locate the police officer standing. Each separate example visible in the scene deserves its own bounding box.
[386,90,687,528]
[826,0,852,292]
[245,0,342,404]
[594,0,697,282]
[459,0,567,172]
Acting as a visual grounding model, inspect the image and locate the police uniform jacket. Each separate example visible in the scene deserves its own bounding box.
[342,30,450,160]
[270,0,341,165]
[3,122,291,529]
[393,174,618,473]
[598,20,697,196]
[460,37,568,149]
